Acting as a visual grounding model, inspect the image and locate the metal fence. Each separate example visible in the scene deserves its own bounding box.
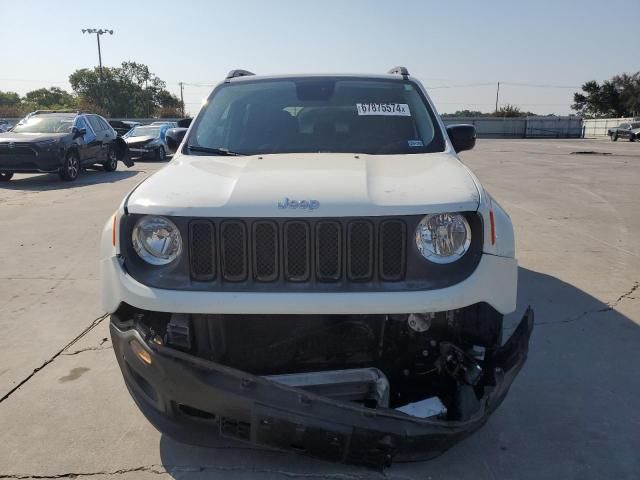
[582,117,640,137]
[3,115,585,139]
[441,116,583,138]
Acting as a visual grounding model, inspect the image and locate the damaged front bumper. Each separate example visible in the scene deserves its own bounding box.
[110,307,533,469]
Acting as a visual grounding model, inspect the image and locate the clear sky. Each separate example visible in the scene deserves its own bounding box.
[1,0,637,116]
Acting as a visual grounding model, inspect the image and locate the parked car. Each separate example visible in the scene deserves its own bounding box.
[123,124,171,161]
[0,110,132,181]
[608,122,640,141]
[102,68,533,468]
[150,121,178,128]
[108,120,140,137]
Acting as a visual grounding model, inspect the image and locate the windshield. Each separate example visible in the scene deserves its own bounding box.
[188,78,445,155]
[12,115,75,134]
[125,126,161,138]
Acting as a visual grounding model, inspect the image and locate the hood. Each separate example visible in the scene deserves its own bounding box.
[0,132,67,143]
[126,152,481,217]
[125,135,157,145]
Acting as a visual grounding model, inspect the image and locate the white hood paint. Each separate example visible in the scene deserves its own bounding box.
[126,152,480,217]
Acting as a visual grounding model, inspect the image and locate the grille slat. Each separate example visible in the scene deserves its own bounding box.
[190,218,407,285]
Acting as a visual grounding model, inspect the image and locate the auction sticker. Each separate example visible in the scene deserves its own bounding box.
[356,103,411,116]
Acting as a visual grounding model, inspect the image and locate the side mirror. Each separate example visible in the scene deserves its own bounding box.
[72,127,87,139]
[166,127,188,153]
[446,124,476,153]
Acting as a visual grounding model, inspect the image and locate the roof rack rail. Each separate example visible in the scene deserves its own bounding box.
[225,69,255,80]
[32,109,83,115]
[387,66,409,77]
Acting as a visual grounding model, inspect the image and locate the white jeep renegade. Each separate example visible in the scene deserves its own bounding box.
[101,67,533,469]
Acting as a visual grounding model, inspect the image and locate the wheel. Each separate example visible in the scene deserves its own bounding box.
[59,152,80,181]
[0,172,13,181]
[610,133,618,141]
[155,146,167,161]
[103,147,118,171]
[629,135,635,142]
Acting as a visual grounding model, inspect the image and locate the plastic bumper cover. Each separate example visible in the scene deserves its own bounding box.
[111,307,534,469]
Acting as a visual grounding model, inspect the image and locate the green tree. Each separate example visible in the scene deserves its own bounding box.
[69,62,181,117]
[572,73,640,118]
[493,104,525,117]
[0,90,24,117]
[23,87,77,110]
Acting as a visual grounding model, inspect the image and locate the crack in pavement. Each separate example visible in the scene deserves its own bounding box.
[60,345,113,356]
[0,313,108,404]
[503,281,639,331]
[0,464,399,479]
[535,281,639,327]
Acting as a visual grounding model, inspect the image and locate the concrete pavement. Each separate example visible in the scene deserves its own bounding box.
[1,139,639,479]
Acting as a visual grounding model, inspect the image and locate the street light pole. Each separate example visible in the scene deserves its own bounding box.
[82,28,113,81]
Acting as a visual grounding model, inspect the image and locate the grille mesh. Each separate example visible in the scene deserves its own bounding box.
[284,222,310,281]
[348,221,374,281]
[221,221,247,281]
[316,221,341,281]
[253,222,278,281]
[190,221,215,280]
[380,220,406,281]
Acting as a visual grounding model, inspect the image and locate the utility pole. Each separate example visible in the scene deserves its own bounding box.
[495,81,500,113]
[179,82,185,117]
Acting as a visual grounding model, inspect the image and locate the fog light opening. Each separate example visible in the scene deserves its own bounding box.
[130,339,152,365]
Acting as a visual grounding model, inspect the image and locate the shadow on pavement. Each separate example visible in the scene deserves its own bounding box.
[157,267,640,479]
[0,167,139,191]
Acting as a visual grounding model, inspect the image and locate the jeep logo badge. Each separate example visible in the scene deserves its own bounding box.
[278,197,320,210]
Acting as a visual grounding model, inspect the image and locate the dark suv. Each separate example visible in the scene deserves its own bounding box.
[0,110,131,182]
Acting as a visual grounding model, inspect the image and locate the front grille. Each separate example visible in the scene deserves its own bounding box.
[189,217,407,285]
[0,144,37,159]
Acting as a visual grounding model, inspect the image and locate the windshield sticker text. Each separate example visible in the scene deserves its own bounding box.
[356,103,411,116]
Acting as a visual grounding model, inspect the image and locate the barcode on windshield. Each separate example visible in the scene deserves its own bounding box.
[356,103,411,116]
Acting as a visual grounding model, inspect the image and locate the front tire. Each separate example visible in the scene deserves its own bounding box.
[59,152,80,181]
[103,147,118,171]
[155,146,167,161]
[610,133,618,141]
[0,172,13,181]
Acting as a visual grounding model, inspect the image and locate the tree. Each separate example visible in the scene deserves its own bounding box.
[492,104,535,117]
[612,73,640,117]
[23,87,76,110]
[0,90,23,117]
[69,61,181,117]
[572,72,640,118]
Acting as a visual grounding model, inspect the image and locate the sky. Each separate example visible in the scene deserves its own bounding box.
[0,0,637,116]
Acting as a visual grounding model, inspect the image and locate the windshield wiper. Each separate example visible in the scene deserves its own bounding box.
[187,145,244,156]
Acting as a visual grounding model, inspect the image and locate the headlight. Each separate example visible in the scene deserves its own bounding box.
[132,216,182,265]
[415,213,471,263]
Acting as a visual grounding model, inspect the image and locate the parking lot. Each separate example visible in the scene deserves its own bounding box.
[1,138,639,479]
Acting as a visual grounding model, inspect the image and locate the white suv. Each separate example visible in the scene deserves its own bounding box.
[101,67,533,469]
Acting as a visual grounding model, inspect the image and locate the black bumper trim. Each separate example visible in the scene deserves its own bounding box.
[111,307,534,469]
